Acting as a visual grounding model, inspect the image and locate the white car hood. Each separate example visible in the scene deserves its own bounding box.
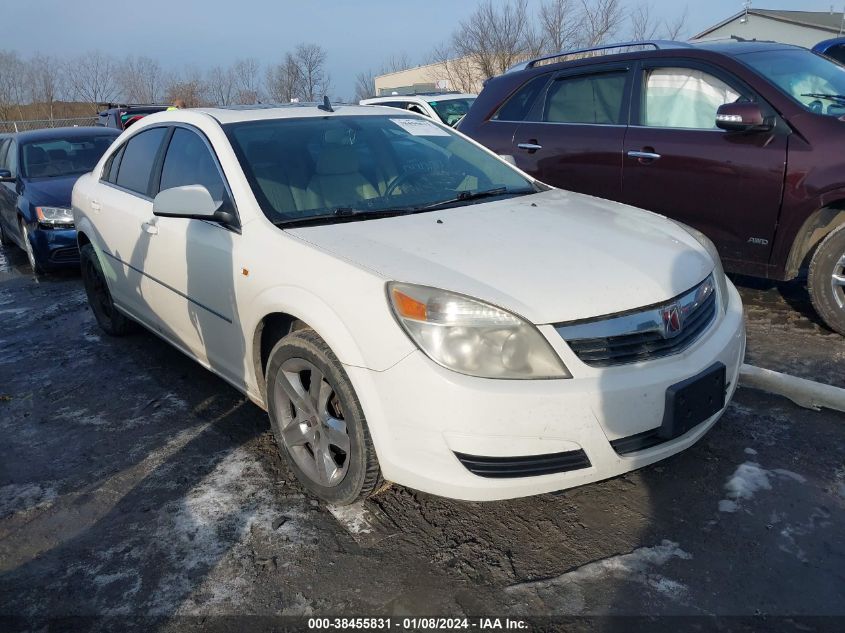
[287,189,714,324]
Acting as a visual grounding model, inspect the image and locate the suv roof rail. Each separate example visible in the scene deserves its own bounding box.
[505,40,694,73]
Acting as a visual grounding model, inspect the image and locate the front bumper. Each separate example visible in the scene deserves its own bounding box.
[346,281,746,501]
[28,225,79,268]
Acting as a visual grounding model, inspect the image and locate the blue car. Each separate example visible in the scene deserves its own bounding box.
[813,37,845,65]
[0,127,120,273]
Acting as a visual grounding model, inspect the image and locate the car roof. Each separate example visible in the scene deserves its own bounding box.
[13,126,121,142]
[175,103,415,125]
[363,93,476,102]
[689,39,804,55]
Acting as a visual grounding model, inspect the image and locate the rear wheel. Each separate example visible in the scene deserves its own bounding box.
[265,329,382,505]
[19,219,43,275]
[808,224,845,336]
[80,243,134,336]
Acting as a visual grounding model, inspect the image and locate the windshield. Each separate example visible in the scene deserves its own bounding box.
[21,134,117,179]
[741,48,845,117]
[225,114,534,225]
[428,98,476,126]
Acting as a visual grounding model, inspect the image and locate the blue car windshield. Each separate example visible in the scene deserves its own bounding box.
[741,48,845,117]
[21,135,117,179]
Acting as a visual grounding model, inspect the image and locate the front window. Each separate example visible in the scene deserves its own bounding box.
[642,68,744,129]
[741,48,845,117]
[427,98,475,126]
[225,115,535,226]
[20,134,116,179]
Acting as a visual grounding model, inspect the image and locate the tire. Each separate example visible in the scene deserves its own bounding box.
[80,243,134,336]
[808,224,845,336]
[265,329,382,505]
[19,218,44,275]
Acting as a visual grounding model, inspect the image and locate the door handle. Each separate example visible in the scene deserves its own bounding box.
[627,150,662,160]
[90,200,101,212]
[517,143,543,151]
[141,221,158,235]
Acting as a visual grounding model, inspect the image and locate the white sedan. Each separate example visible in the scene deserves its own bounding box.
[72,104,745,504]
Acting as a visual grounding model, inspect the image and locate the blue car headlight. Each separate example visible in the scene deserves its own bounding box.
[36,206,74,227]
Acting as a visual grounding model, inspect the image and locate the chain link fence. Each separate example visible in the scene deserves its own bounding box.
[0,117,99,134]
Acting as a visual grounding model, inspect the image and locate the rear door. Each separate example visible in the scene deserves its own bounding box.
[621,60,788,267]
[93,126,168,323]
[512,64,633,201]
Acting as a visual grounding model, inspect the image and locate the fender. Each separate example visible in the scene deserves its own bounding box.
[783,201,845,280]
[244,284,415,402]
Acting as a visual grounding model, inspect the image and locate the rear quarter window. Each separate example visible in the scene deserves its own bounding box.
[115,127,167,195]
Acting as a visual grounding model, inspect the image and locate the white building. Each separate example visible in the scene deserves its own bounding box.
[692,9,844,48]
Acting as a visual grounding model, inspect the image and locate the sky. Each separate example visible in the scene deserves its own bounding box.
[5,0,840,100]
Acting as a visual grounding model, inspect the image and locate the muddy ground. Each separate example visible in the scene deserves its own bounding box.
[0,243,843,632]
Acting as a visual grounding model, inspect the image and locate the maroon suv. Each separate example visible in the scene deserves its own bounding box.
[460,40,845,335]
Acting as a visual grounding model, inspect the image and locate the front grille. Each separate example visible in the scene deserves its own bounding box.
[556,276,717,368]
[454,449,591,478]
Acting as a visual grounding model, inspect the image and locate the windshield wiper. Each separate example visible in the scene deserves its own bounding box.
[802,92,845,102]
[412,187,532,212]
[275,207,409,228]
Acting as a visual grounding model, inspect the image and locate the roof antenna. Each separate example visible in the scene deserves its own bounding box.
[318,96,334,113]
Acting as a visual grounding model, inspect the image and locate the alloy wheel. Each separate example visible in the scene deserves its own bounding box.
[272,357,351,487]
[832,252,845,309]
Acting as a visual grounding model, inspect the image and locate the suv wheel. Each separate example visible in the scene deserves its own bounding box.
[19,218,43,275]
[80,243,134,336]
[808,224,845,335]
[265,329,382,505]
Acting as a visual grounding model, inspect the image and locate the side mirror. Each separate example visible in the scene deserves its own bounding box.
[153,185,238,228]
[0,169,14,182]
[715,102,772,133]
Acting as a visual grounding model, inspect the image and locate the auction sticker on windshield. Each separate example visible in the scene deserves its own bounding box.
[390,118,450,136]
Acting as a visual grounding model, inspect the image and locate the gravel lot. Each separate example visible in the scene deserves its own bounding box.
[0,243,843,631]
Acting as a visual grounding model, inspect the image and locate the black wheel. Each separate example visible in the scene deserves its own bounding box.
[80,243,134,336]
[808,224,845,336]
[265,329,382,505]
[19,218,44,275]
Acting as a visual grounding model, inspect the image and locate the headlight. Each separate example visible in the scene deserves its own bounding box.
[671,221,729,313]
[36,206,74,227]
[387,282,570,379]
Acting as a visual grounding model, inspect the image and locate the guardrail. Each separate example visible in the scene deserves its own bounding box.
[0,117,99,133]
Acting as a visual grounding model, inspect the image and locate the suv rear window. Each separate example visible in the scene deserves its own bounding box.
[492,75,549,122]
[544,72,627,124]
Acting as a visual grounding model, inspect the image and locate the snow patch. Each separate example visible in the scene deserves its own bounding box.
[328,501,375,535]
[744,447,757,456]
[505,540,691,614]
[718,461,808,513]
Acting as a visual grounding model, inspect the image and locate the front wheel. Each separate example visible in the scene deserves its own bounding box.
[808,224,845,336]
[265,329,382,505]
[80,243,134,336]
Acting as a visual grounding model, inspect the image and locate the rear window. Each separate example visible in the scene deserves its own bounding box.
[492,75,550,121]
[115,127,167,195]
[543,71,627,125]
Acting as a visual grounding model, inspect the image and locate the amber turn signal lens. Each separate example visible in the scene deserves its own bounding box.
[391,288,427,321]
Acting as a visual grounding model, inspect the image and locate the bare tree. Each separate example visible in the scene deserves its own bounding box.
[27,55,63,120]
[630,3,660,41]
[294,43,330,101]
[164,67,208,107]
[355,69,376,101]
[207,65,237,106]
[579,0,624,47]
[0,50,28,121]
[662,6,689,40]
[120,56,163,103]
[450,0,535,80]
[536,0,582,54]
[65,51,119,112]
[232,58,261,104]
[266,53,302,103]
[426,43,483,93]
